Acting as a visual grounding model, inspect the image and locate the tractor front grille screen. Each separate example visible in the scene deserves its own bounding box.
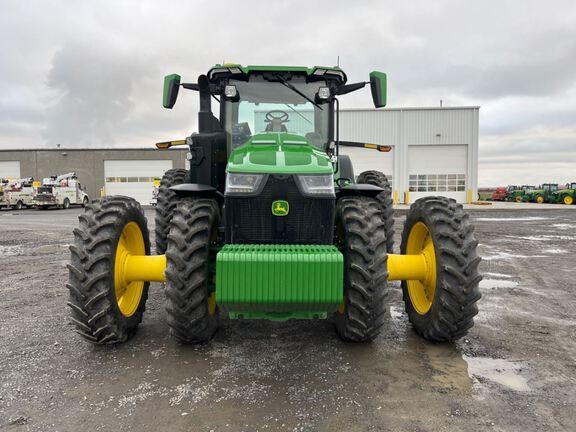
[225,175,335,244]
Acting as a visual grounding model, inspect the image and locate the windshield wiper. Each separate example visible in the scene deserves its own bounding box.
[283,104,313,125]
[274,73,323,110]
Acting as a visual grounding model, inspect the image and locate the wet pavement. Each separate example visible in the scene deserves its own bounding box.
[1,206,575,431]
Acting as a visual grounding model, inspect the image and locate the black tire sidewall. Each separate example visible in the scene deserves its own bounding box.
[155,169,188,254]
[107,205,151,331]
[63,198,70,209]
[400,205,441,329]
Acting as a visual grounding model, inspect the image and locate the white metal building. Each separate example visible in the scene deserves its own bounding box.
[104,159,174,204]
[339,107,479,204]
[0,160,21,179]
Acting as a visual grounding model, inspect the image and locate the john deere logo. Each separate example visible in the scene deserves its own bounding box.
[272,200,289,216]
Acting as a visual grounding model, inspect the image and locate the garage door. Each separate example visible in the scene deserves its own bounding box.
[408,145,467,203]
[104,160,173,204]
[0,161,21,179]
[339,146,394,187]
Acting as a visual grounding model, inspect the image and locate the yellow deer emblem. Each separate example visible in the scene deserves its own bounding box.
[272,200,289,216]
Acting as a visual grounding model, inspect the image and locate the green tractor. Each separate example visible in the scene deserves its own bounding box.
[506,185,536,202]
[523,183,559,204]
[67,64,481,344]
[551,182,576,205]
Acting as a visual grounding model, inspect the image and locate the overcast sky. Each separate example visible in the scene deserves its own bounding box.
[1,0,575,186]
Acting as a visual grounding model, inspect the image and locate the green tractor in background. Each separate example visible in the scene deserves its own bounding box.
[551,182,576,205]
[67,64,481,344]
[523,183,559,204]
[506,185,536,202]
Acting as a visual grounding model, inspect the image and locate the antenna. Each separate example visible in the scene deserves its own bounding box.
[337,56,340,67]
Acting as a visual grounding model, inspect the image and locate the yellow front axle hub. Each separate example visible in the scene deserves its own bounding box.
[389,222,437,315]
[114,222,166,317]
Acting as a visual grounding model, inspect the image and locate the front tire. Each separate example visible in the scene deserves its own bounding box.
[155,169,188,254]
[356,170,395,253]
[165,198,220,344]
[563,195,574,205]
[334,196,388,342]
[63,198,70,209]
[15,200,23,210]
[401,196,482,342]
[67,196,150,344]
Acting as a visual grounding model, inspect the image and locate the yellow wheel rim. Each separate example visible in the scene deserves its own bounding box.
[406,222,437,315]
[536,196,544,204]
[516,196,522,202]
[114,222,146,317]
[564,195,573,205]
[208,292,217,316]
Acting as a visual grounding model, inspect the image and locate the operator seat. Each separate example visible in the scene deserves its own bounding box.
[265,119,287,132]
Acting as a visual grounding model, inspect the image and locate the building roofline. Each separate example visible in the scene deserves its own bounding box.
[341,106,480,112]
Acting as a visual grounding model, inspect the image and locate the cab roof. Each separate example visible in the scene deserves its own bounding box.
[207,63,347,84]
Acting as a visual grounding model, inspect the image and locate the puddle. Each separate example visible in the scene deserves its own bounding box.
[505,234,576,242]
[542,248,567,254]
[483,251,547,260]
[0,245,24,257]
[483,272,513,279]
[552,223,576,230]
[475,217,548,222]
[426,345,472,392]
[464,356,530,392]
[480,279,519,289]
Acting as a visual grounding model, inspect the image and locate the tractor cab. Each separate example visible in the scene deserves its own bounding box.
[542,183,558,193]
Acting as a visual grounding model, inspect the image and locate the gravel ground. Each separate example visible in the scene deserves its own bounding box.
[1,205,575,431]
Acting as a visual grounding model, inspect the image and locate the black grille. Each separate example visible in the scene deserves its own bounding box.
[225,175,335,244]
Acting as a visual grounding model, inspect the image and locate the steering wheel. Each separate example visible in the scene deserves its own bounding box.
[265,110,289,123]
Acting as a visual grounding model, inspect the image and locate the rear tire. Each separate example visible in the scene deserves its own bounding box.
[155,169,188,254]
[165,198,220,343]
[334,196,388,342]
[401,196,482,342]
[15,200,23,210]
[67,196,150,344]
[63,198,70,209]
[356,170,395,253]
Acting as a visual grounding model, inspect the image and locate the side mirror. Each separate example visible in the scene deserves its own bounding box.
[163,74,181,109]
[369,71,387,108]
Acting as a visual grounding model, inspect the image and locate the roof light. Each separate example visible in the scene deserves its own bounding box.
[224,85,238,98]
[317,87,330,99]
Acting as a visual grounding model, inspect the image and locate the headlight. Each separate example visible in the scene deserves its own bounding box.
[296,174,335,197]
[225,173,266,195]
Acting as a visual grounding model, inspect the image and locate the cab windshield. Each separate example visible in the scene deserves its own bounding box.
[223,76,330,152]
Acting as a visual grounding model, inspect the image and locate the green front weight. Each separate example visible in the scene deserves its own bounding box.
[216,244,343,320]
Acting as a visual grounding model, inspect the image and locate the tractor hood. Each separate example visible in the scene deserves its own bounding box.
[227,133,333,175]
